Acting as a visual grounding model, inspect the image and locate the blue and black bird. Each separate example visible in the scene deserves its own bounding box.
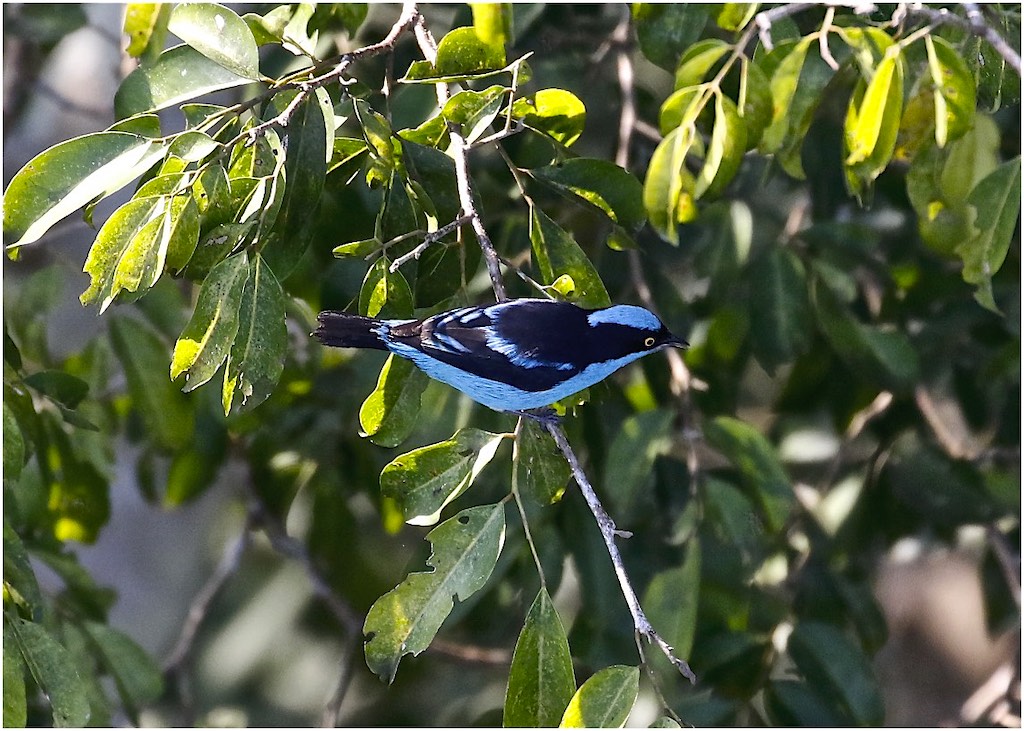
[314,298,686,412]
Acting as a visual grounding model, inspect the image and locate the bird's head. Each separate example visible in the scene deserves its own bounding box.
[585,305,687,360]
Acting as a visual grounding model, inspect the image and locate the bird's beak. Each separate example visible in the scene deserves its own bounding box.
[666,335,689,349]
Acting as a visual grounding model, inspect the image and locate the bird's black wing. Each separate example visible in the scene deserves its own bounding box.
[386,303,584,393]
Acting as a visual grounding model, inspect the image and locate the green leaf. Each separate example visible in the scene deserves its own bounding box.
[400,140,460,223]
[643,539,701,661]
[845,53,900,164]
[3,404,25,482]
[380,428,506,525]
[674,40,730,92]
[5,617,91,727]
[359,257,414,319]
[222,254,287,414]
[23,371,89,410]
[956,157,1021,312]
[704,416,794,533]
[260,92,330,279]
[4,132,165,249]
[109,317,194,451]
[787,621,884,726]
[114,44,254,119]
[695,92,746,198]
[632,4,707,71]
[405,26,506,83]
[471,3,511,48]
[3,520,42,616]
[81,196,162,311]
[760,38,810,146]
[529,206,610,308]
[511,88,586,147]
[363,503,506,682]
[532,159,646,232]
[765,679,846,726]
[123,3,170,60]
[811,277,920,392]
[80,621,164,713]
[748,248,813,371]
[3,623,27,728]
[170,252,248,390]
[504,587,576,727]
[643,126,698,244]
[124,3,171,59]
[559,665,639,728]
[442,85,507,144]
[514,418,571,506]
[167,3,260,79]
[359,354,429,448]
[604,409,674,518]
[925,36,976,148]
[716,3,758,31]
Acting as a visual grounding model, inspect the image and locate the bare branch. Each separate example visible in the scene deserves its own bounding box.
[388,215,473,272]
[907,3,1022,75]
[543,421,697,684]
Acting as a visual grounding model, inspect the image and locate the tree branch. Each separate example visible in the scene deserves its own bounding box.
[543,421,697,684]
[907,3,1022,75]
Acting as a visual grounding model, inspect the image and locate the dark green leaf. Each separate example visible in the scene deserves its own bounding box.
[643,539,700,661]
[23,371,89,410]
[530,207,610,308]
[3,623,27,728]
[514,418,571,506]
[3,404,26,482]
[504,587,576,727]
[812,277,920,392]
[261,92,330,279]
[81,621,163,714]
[532,159,645,232]
[109,317,194,451]
[5,617,91,727]
[559,665,639,728]
[167,2,260,79]
[363,503,506,682]
[787,621,884,726]
[359,354,429,448]
[380,428,506,525]
[222,254,286,414]
[3,520,42,616]
[114,44,254,119]
[704,416,794,533]
[4,132,164,248]
[400,140,460,223]
[748,248,813,371]
[170,252,248,391]
[632,4,708,71]
[604,409,673,518]
[765,679,846,726]
[956,157,1021,312]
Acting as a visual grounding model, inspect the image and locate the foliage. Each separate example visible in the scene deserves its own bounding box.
[3,2,1020,726]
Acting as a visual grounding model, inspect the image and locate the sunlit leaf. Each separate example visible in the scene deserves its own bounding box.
[123,3,170,61]
[360,354,429,448]
[4,132,165,249]
[381,428,506,525]
[644,126,698,244]
[115,44,254,119]
[170,252,248,390]
[559,665,639,728]
[167,2,260,79]
[532,159,646,232]
[442,85,507,144]
[359,257,414,319]
[511,88,586,146]
[363,503,506,682]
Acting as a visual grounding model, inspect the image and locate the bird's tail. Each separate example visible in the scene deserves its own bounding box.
[313,311,389,350]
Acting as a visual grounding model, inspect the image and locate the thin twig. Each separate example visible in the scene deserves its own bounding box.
[388,215,473,272]
[907,3,1022,75]
[319,632,361,728]
[543,421,697,683]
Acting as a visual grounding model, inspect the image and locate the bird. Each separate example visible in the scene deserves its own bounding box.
[313,298,687,413]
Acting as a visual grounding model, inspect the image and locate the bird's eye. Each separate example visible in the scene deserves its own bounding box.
[644,336,656,347]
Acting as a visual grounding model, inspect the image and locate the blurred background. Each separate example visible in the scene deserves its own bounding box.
[4,3,1019,726]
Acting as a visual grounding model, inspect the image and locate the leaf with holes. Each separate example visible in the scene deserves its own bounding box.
[363,503,506,682]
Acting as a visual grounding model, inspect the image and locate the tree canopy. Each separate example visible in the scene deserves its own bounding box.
[3,2,1020,727]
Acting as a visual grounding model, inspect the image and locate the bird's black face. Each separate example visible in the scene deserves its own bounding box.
[588,323,687,362]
